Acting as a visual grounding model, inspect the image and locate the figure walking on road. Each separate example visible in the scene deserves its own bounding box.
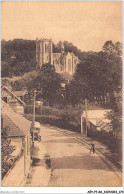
[89,143,95,154]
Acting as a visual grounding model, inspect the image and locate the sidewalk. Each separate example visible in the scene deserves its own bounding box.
[45,124,122,179]
[25,140,51,187]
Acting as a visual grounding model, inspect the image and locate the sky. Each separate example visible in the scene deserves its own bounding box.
[1,1,122,52]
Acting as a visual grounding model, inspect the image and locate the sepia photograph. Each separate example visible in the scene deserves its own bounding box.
[1,0,123,190]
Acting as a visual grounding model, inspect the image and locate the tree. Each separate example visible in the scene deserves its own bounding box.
[1,62,11,77]
[115,42,122,57]
[106,89,122,154]
[102,40,122,151]
[1,39,36,77]
[102,40,122,107]
[107,90,122,138]
[103,40,122,57]
[28,63,63,106]
[66,41,122,107]
[67,52,106,105]
[102,40,115,55]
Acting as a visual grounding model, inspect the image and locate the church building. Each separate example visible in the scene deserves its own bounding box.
[36,38,80,75]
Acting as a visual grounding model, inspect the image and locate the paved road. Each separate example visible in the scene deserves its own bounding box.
[40,125,122,187]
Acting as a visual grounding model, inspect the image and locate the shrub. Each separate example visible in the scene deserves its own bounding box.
[24,104,83,132]
[1,126,15,179]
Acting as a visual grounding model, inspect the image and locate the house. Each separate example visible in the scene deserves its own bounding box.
[2,113,25,157]
[1,86,26,115]
[82,109,112,132]
[36,38,80,75]
[1,100,31,186]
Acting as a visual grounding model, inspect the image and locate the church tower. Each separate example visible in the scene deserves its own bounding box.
[36,38,53,68]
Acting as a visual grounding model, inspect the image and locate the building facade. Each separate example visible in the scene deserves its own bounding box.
[36,38,80,75]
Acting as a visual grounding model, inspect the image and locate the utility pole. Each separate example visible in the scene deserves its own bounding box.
[32,89,42,146]
[81,114,83,135]
[32,89,36,145]
[85,99,88,137]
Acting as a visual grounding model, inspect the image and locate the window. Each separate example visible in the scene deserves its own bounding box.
[68,59,71,72]
[45,44,47,52]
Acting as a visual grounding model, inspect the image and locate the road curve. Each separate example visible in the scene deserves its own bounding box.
[40,125,122,187]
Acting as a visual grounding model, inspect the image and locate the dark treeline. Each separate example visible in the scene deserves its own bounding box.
[1,39,36,77]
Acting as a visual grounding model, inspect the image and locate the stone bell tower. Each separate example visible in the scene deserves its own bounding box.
[36,38,53,68]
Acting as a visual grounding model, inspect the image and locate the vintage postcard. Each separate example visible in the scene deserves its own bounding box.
[1,1,123,193]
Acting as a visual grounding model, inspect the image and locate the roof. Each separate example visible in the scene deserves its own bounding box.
[2,114,25,137]
[82,109,112,132]
[82,109,111,125]
[96,119,112,132]
[53,52,79,61]
[13,90,27,97]
[1,100,31,136]
[1,86,26,106]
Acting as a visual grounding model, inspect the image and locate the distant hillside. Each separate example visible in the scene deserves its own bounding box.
[1,39,37,77]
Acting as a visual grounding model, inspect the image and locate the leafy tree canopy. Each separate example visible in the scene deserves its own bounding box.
[27,63,64,106]
[1,39,36,77]
[66,41,122,107]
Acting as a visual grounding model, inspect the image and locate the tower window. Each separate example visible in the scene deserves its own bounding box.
[68,59,71,72]
[45,44,47,51]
